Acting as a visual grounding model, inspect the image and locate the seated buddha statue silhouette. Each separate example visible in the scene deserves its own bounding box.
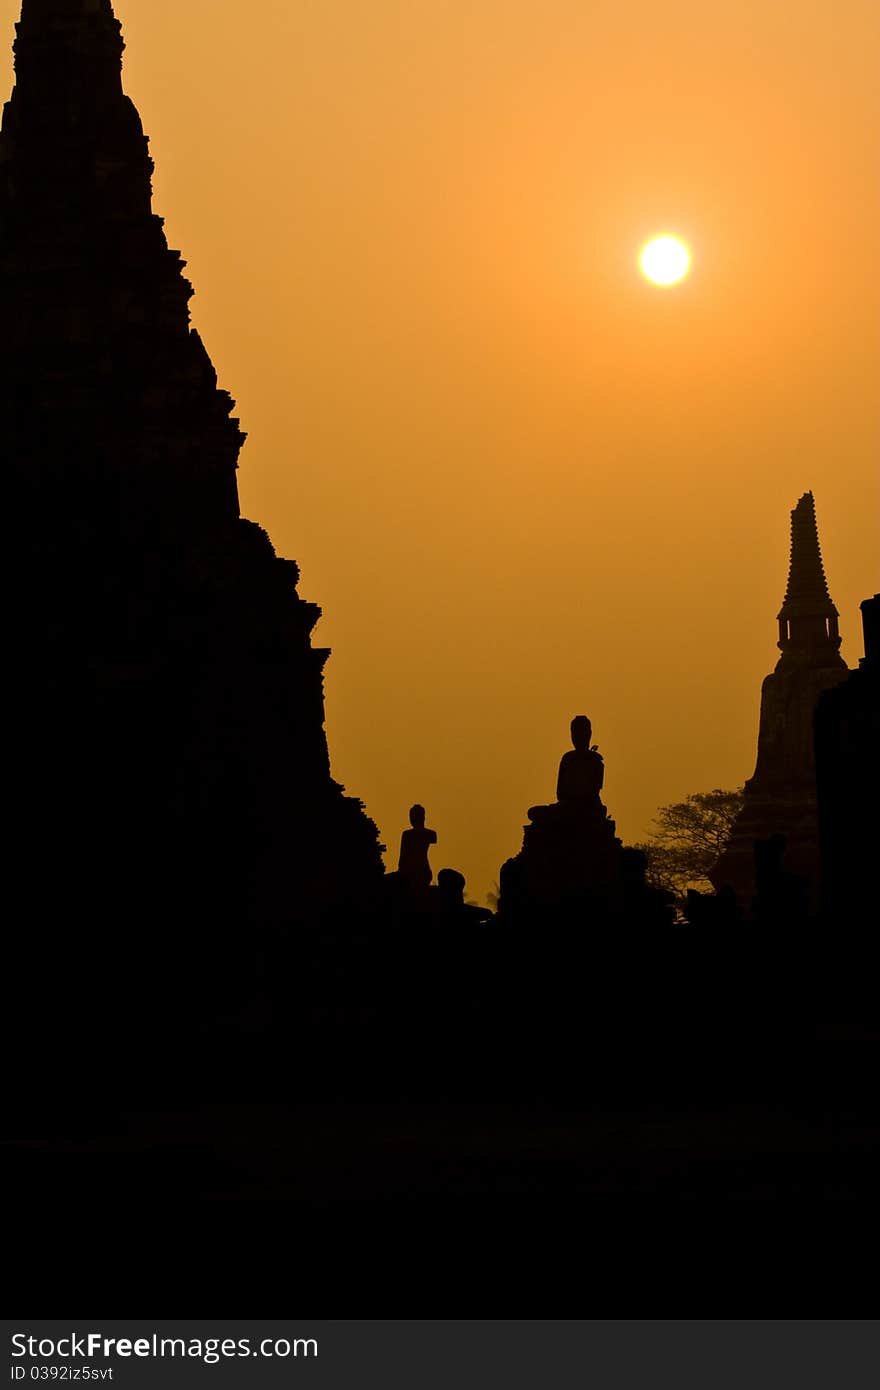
[556,715,604,803]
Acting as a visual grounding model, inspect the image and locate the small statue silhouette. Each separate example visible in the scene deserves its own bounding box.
[398,803,437,893]
[436,868,494,926]
[556,715,605,802]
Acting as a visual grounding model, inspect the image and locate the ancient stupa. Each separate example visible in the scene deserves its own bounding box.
[2,0,383,974]
[712,492,848,909]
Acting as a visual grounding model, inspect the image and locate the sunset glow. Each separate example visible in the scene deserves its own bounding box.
[639,235,691,286]
[1,0,873,904]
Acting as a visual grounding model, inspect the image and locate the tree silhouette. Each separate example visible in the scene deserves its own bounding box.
[635,787,745,903]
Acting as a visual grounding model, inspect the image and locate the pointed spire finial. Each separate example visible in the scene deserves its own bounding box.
[776,492,843,664]
[779,492,837,619]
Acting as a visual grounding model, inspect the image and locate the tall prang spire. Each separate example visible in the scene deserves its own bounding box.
[3,0,384,1003]
[776,492,841,666]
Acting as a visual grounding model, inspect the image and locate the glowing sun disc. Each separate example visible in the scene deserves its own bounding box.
[640,235,691,286]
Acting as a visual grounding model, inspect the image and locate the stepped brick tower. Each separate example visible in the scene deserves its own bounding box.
[712,493,848,910]
[2,0,383,1020]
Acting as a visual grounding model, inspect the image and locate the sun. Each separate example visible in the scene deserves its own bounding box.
[639,235,691,286]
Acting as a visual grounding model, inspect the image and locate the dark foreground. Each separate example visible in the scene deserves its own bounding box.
[7,922,879,1227]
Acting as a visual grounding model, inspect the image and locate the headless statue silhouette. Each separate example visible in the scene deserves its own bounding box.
[436,868,494,926]
[556,715,604,803]
[398,804,437,893]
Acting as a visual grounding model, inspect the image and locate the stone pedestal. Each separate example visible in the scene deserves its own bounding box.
[500,796,623,921]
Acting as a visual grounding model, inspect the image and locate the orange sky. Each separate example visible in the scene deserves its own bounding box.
[4,0,877,900]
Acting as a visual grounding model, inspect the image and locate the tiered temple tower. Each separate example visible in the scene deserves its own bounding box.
[712,492,848,909]
[2,0,383,1011]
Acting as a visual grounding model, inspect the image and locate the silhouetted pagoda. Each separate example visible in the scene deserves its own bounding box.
[3,0,382,1024]
[713,492,847,910]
